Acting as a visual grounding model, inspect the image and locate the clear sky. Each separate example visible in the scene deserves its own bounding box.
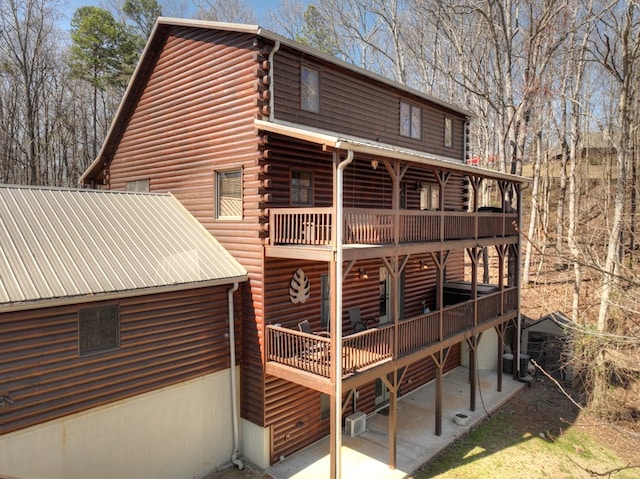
[62,0,283,29]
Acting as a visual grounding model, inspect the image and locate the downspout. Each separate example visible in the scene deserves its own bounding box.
[227,282,244,470]
[334,149,354,479]
[268,40,281,122]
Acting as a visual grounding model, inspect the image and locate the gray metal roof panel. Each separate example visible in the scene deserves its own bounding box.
[0,185,247,308]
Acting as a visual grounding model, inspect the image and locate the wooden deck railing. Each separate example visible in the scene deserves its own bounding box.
[269,208,518,246]
[266,287,518,379]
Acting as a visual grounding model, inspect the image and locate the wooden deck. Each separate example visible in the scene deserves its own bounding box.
[268,207,518,247]
[265,287,518,392]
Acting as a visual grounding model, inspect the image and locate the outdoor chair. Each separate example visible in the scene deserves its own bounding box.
[348,307,379,333]
[298,320,330,337]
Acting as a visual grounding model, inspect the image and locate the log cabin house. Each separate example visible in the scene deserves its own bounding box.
[80,18,528,477]
[0,186,248,479]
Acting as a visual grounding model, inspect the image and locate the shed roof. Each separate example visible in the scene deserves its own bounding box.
[0,185,247,311]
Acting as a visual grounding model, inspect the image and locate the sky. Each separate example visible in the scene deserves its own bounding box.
[62,0,283,30]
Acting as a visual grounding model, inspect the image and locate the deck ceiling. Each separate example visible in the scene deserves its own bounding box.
[255,119,529,184]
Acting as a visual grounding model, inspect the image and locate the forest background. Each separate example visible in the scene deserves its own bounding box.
[2,0,639,432]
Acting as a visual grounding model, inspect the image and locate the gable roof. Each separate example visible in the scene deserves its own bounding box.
[0,185,247,311]
[80,17,475,185]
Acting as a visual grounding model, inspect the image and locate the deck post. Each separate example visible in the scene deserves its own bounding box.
[466,335,479,411]
[495,323,506,392]
[431,348,450,436]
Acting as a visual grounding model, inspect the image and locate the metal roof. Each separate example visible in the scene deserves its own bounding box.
[255,119,529,184]
[0,185,247,310]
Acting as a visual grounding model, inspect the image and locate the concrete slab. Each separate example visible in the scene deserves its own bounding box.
[266,367,525,479]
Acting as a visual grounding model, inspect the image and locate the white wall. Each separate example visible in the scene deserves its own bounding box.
[461,328,499,370]
[0,369,237,479]
[241,418,270,469]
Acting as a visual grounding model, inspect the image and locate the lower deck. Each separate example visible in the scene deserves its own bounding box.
[265,366,525,479]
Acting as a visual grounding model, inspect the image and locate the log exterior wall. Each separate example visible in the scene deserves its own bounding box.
[0,287,236,436]
[82,22,515,466]
[272,47,467,161]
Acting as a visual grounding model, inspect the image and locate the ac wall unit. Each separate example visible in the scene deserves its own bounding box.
[345,411,366,438]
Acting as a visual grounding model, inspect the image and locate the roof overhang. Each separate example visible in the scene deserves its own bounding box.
[255,119,529,184]
[0,276,248,314]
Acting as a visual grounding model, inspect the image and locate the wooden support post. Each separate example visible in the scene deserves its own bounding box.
[466,336,480,412]
[431,348,450,436]
[379,373,399,469]
[495,323,506,392]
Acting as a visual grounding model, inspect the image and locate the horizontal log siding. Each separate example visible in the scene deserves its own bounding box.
[263,135,334,208]
[272,47,467,161]
[263,259,330,460]
[263,250,465,460]
[0,287,235,436]
[102,27,268,426]
[261,138,470,214]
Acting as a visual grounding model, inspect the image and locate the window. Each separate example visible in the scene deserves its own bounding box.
[216,169,242,219]
[320,274,330,328]
[291,170,313,205]
[444,117,453,148]
[125,179,149,192]
[420,183,440,210]
[400,101,422,139]
[301,65,320,113]
[79,305,120,356]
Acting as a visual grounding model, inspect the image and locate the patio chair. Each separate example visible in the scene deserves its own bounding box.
[348,307,378,333]
[298,320,330,337]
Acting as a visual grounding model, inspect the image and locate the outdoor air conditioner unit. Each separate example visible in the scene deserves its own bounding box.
[345,411,367,438]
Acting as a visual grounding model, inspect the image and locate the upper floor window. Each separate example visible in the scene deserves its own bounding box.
[291,170,313,205]
[126,179,149,192]
[216,169,242,219]
[301,65,320,113]
[79,304,120,356]
[400,101,422,139]
[444,117,453,148]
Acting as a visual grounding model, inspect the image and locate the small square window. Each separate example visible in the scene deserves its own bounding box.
[291,170,313,205]
[79,305,120,356]
[301,66,320,113]
[444,118,453,148]
[400,101,421,139]
[216,169,242,219]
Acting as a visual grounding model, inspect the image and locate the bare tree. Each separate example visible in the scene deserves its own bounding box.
[0,0,61,185]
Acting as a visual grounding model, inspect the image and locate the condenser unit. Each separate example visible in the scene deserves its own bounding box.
[344,411,366,438]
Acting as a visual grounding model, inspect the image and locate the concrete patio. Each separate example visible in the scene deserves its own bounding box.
[266,366,525,479]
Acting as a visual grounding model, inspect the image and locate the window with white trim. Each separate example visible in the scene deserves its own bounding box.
[216,169,242,219]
